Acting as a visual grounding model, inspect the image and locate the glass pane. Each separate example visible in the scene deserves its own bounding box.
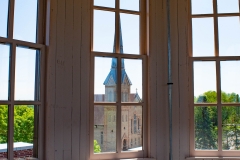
[191,0,213,14]
[121,106,142,152]
[95,57,117,102]
[15,47,39,101]
[195,106,218,150]
[120,0,139,11]
[94,0,115,8]
[219,17,240,56]
[0,0,9,37]
[192,18,214,57]
[14,105,37,159]
[221,61,240,103]
[0,105,8,159]
[13,0,38,42]
[93,10,115,53]
[120,13,139,54]
[218,0,239,13]
[121,59,142,102]
[222,106,240,150]
[194,62,217,103]
[0,44,10,100]
[94,105,116,153]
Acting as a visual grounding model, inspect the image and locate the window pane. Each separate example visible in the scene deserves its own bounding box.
[192,18,214,57]
[94,0,115,8]
[222,106,240,150]
[121,106,142,152]
[94,105,116,153]
[121,59,142,102]
[195,106,218,150]
[120,0,139,11]
[0,44,10,100]
[219,17,240,56]
[0,105,8,159]
[217,0,239,13]
[93,10,115,53]
[14,105,37,159]
[191,0,213,14]
[13,0,38,42]
[95,57,117,102]
[15,47,39,101]
[194,62,217,103]
[221,61,240,103]
[0,0,9,37]
[120,13,139,54]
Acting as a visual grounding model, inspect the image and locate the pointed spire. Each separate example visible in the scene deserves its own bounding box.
[104,17,132,86]
[111,18,124,69]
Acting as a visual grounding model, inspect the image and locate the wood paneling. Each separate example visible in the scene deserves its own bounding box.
[45,0,190,159]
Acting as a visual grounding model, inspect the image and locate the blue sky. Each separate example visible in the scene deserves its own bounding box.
[1,0,240,100]
[0,0,37,100]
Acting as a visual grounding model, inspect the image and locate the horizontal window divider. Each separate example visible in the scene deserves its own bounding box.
[194,103,217,106]
[93,6,140,15]
[92,51,146,59]
[190,56,240,61]
[94,102,144,106]
[7,101,42,105]
[0,37,44,49]
[186,157,240,160]
[90,151,144,160]
[94,6,116,12]
[192,13,240,18]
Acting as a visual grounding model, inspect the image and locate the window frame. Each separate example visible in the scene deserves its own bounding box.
[0,0,45,159]
[90,0,148,159]
[189,0,240,157]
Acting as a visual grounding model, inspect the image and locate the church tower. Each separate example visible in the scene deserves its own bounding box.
[103,22,132,102]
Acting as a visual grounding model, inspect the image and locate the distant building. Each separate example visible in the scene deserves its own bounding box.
[94,23,142,152]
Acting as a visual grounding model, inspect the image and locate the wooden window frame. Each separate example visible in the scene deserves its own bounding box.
[90,0,148,159]
[0,0,45,159]
[189,0,240,157]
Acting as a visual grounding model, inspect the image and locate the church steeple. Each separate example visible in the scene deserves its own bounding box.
[103,19,132,86]
[111,21,124,69]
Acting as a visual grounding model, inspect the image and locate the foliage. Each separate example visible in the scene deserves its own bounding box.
[195,91,240,150]
[94,140,101,153]
[0,105,34,144]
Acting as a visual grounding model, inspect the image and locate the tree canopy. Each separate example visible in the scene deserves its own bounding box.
[195,91,240,150]
[0,105,34,144]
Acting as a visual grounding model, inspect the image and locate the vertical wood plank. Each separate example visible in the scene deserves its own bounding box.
[62,0,74,157]
[148,0,157,158]
[178,0,190,159]
[54,0,66,158]
[71,0,82,158]
[45,0,57,158]
[80,0,91,159]
[171,0,180,158]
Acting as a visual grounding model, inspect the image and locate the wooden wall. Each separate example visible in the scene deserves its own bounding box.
[44,0,190,159]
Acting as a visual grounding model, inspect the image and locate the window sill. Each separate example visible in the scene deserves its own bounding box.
[186,157,240,160]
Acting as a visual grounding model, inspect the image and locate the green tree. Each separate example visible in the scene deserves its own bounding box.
[0,105,8,143]
[0,105,34,144]
[94,140,101,153]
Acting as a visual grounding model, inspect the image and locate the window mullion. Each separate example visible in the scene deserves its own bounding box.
[115,0,120,53]
[213,0,219,57]
[140,0,146,55]
[8,0,15,39]
[216,60,222,151]
[8,43,16,160]
[117,56,122,153]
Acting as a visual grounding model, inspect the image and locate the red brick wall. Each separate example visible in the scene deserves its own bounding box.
[0,149,33,159]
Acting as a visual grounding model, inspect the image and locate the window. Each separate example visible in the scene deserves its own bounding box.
[90,0,147,159]
[190,0,240,156]
[0,0,45,159]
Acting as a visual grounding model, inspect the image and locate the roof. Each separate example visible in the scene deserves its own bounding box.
[0,142,33,152]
